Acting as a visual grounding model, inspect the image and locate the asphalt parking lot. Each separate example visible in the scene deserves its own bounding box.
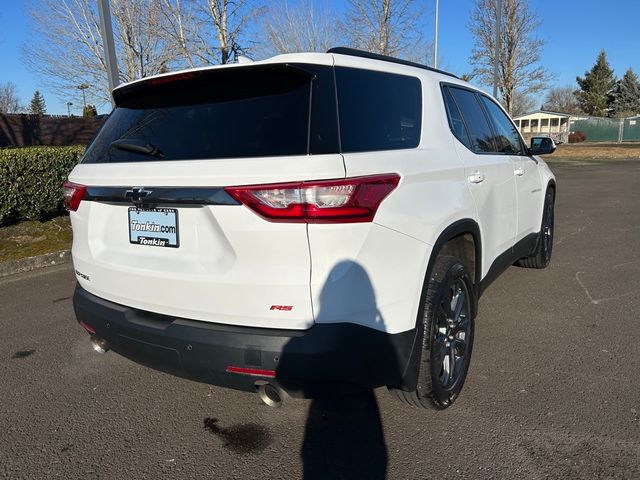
[1,160,639,479]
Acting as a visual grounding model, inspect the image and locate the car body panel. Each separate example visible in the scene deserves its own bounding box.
[69,153,345,330]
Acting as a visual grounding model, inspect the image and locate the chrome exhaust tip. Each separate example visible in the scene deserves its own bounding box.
[256,382,285,408]
[90,336,109,354]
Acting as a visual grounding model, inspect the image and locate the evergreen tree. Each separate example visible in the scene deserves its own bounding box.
[610,68,640,117]
[83,104,98,117]
[575,51,616,116]
[28,90,46,115]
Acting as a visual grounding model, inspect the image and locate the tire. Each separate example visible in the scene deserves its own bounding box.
[390,255,475,410]
[517,187,555,269]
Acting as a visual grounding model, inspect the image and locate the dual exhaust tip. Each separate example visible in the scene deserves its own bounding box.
[87,336,285,408]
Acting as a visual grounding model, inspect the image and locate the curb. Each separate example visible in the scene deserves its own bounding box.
[0,250,71,278]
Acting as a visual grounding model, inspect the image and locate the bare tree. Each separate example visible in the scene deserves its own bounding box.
[468,0,551,115]
[160,0,263,65]
[23,0,178,106]
[511,92,536,116]
[544,86,581,114]
[343,0,426,58]
[0,82,22,114]
[201,0,263,63]
[160,0,199,68]
[259,0,339,56]
[112,0,174,79]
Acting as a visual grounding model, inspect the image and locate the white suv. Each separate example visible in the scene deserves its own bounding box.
[66,47,556,410]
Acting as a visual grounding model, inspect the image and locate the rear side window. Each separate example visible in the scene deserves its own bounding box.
[335,67,422,152]
[82,64,337,163]
[479,96,525,155]
[447,86,495,153]
[442,87,471,149]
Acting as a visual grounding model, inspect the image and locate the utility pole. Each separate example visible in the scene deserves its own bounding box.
[77,84,88,111]
[433,0,439,68]
[66,102,73,117]
[493,0,502,98]
[97,0,120,108]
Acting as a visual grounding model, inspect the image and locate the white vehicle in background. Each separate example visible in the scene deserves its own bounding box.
[66,47,556,409]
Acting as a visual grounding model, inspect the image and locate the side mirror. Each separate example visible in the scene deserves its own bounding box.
[530,137,556,155]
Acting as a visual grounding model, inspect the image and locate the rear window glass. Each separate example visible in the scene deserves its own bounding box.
[335,67,422,152]
[83,65,336,163]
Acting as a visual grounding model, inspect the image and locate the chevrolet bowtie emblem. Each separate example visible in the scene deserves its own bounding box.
[125,187,153,204]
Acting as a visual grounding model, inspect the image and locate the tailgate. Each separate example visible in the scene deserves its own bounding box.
[68,61,343,330]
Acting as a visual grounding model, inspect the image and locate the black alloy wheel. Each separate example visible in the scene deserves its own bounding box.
[389,256,475,410]
[431,276,472,395]
[518,187,555,269]
[541,189,555,265]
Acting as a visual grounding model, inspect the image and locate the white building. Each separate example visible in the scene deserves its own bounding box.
[512,110,573,143]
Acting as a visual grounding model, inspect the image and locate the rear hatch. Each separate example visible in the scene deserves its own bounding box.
[68,61,344,330]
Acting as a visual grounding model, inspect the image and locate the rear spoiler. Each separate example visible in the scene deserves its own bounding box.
[113,64,317,109]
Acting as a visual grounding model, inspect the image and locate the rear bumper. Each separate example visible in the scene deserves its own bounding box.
[73,285,417,398]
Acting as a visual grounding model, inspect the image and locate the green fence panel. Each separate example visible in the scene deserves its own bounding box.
[622,117,640,142]
[569,118,620,142]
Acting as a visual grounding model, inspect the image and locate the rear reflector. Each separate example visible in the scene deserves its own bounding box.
[226,366,277,378]
[63,181,87,211]
[224,173,400,223]
[79,321,96,334]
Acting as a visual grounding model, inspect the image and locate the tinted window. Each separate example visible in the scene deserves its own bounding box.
[335,67,421,152]
[480,96,524,154]
[448,87,495,153]
[307,65,340,154]
[83,65,338,163]
[442,86,471,149]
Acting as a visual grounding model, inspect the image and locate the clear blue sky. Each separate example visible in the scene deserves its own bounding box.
[1,0,639,115]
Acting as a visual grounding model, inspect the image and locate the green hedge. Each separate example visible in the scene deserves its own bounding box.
[0,146,85,225]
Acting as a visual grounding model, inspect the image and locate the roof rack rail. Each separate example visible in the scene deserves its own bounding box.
[327,47,459,79]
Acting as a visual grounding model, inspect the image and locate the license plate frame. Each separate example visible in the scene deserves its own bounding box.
[128,207,179,248]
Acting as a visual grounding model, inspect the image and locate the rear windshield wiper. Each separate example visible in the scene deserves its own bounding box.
[110,139,164,158]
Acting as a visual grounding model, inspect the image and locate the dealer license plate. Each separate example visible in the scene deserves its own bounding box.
[128,207,179,248]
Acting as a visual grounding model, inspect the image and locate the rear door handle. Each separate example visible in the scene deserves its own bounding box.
[468,171,485,184]
[514,167,525,176]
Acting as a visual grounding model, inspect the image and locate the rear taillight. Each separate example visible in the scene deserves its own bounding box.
[225,174,400,223]
[63,181,87,211]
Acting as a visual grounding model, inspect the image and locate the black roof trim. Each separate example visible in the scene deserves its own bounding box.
[327,47,459,79]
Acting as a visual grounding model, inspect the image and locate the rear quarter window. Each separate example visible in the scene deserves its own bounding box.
[335,67,422,153]
[442,86,472,149]
[446,86,496,154]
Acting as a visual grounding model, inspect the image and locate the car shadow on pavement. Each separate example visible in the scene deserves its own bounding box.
[277,261,405,480]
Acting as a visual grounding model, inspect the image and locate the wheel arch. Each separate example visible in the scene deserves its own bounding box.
[429,219,482,290]
[395,218,482,391]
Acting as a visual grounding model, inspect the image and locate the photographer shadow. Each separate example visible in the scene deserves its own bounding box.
[278,261,405,480]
